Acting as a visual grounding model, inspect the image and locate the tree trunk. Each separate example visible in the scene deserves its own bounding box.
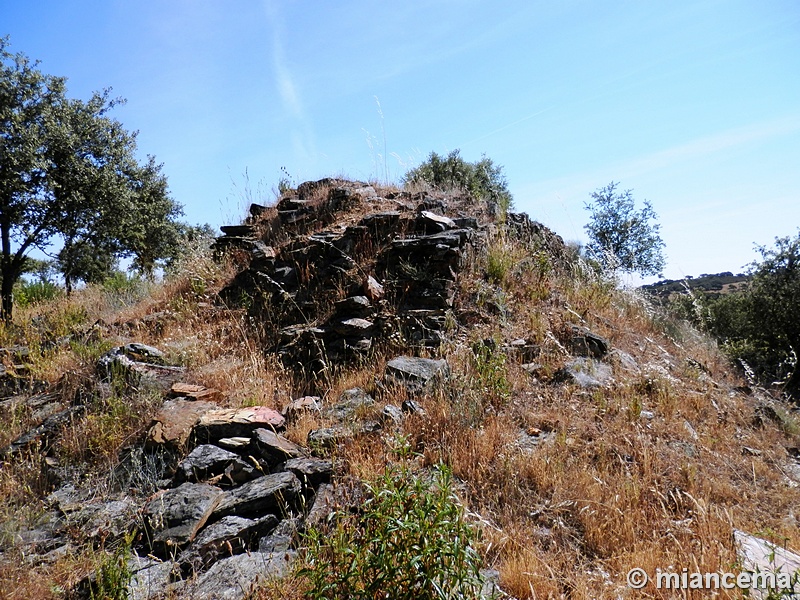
[0,272,13,322]
[1,217,13,322]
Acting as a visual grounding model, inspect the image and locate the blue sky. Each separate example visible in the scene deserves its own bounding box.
[2,0,799,280]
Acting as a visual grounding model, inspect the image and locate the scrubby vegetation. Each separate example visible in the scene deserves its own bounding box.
[652,232,800,399]
[0,175,798,600]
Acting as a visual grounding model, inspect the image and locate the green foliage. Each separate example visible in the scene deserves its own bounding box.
[404,149,513,220]
[0,38,184,317]
[721,234,800,394]
[664,231,800,397]
[14,279,64,307]
[298,462,486,600]
[584,182,666,276]
[100,270,150,310]
[90,533,134,600]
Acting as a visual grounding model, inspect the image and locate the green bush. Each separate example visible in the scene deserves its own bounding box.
[404,150,513,220]
[584,182,666,277]
[298,462,486,600]
[101,270,149,308]
[14,279,64,307]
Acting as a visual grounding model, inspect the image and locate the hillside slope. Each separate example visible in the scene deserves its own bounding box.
[0,179,799,599]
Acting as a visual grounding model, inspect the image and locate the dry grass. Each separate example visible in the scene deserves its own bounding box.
[2,185,800,599]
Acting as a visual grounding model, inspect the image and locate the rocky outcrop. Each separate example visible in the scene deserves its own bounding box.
[216,181,498,373]
[97,344,186,388]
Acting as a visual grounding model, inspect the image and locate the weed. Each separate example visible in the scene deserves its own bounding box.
[89,531,135,600]
[471,340,511,405]
[486,238,516,286]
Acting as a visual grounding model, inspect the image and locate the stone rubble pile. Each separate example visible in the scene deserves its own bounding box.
[215,180,492,372]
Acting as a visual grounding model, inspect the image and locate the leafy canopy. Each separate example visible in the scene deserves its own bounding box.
[584,182,666,277]
[403,149,513,219]
[693,231,800,396]
[0,38,184,317]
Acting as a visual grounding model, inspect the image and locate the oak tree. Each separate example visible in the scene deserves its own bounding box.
[0,39,183,317]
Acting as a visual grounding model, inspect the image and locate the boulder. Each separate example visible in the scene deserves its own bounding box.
[142,482,222,556]
[282,396,321,422]
[168,383,223,403]
[181,514,279,571]
[66,496,138,542]
[734,529,800,599]
[193,406,285,443]
[258,518,299,553]
[417,210,456,233]
[282,457,333,487]
[305,483,336,527]
[384,356,449,393]
[334,295,371,315]
[553,358,613,389]
[97,344,186,389]
[2,405,85,458]
[145,400,218,452]
[175,444,257,486]
[178,551,294,600]
[307,426,353,450]
[251,428,305,465]
[364,276,385,300]
[323,387,375,422]
[212,471,302,520]
[401,398,426,416]
[127,556,178,600]
[219,224,256,237]
[569,325,609,359]
[216,437,252,451]
[380,404,404,425]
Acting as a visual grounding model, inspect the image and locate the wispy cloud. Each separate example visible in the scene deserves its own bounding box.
[520,114,800,201]
[263,0,316,162]
[620,115,800,178]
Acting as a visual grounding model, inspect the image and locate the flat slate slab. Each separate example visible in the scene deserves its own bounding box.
[252,428,305,465]
[178,551,294,600]
[734,529,800,599]
[384,356,449,392]
[212,471,301,520]
[175,444,256,486]
[142,483,222,555]
[146,399,218,451]
[193,406,286,442]
[127,556,178,600]
[283,457,333,487]
[182,514,279,571]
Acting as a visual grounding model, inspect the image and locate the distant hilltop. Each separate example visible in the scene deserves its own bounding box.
[643,271,750,298]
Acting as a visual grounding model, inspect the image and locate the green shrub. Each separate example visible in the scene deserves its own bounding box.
[102,270,149,308]
[14,279,64,307]
[298,463,486,600]
[404,150,513,220]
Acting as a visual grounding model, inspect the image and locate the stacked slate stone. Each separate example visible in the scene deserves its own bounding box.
[137,400,332,590]
[376,211,473,347]
[218,179,482,372]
